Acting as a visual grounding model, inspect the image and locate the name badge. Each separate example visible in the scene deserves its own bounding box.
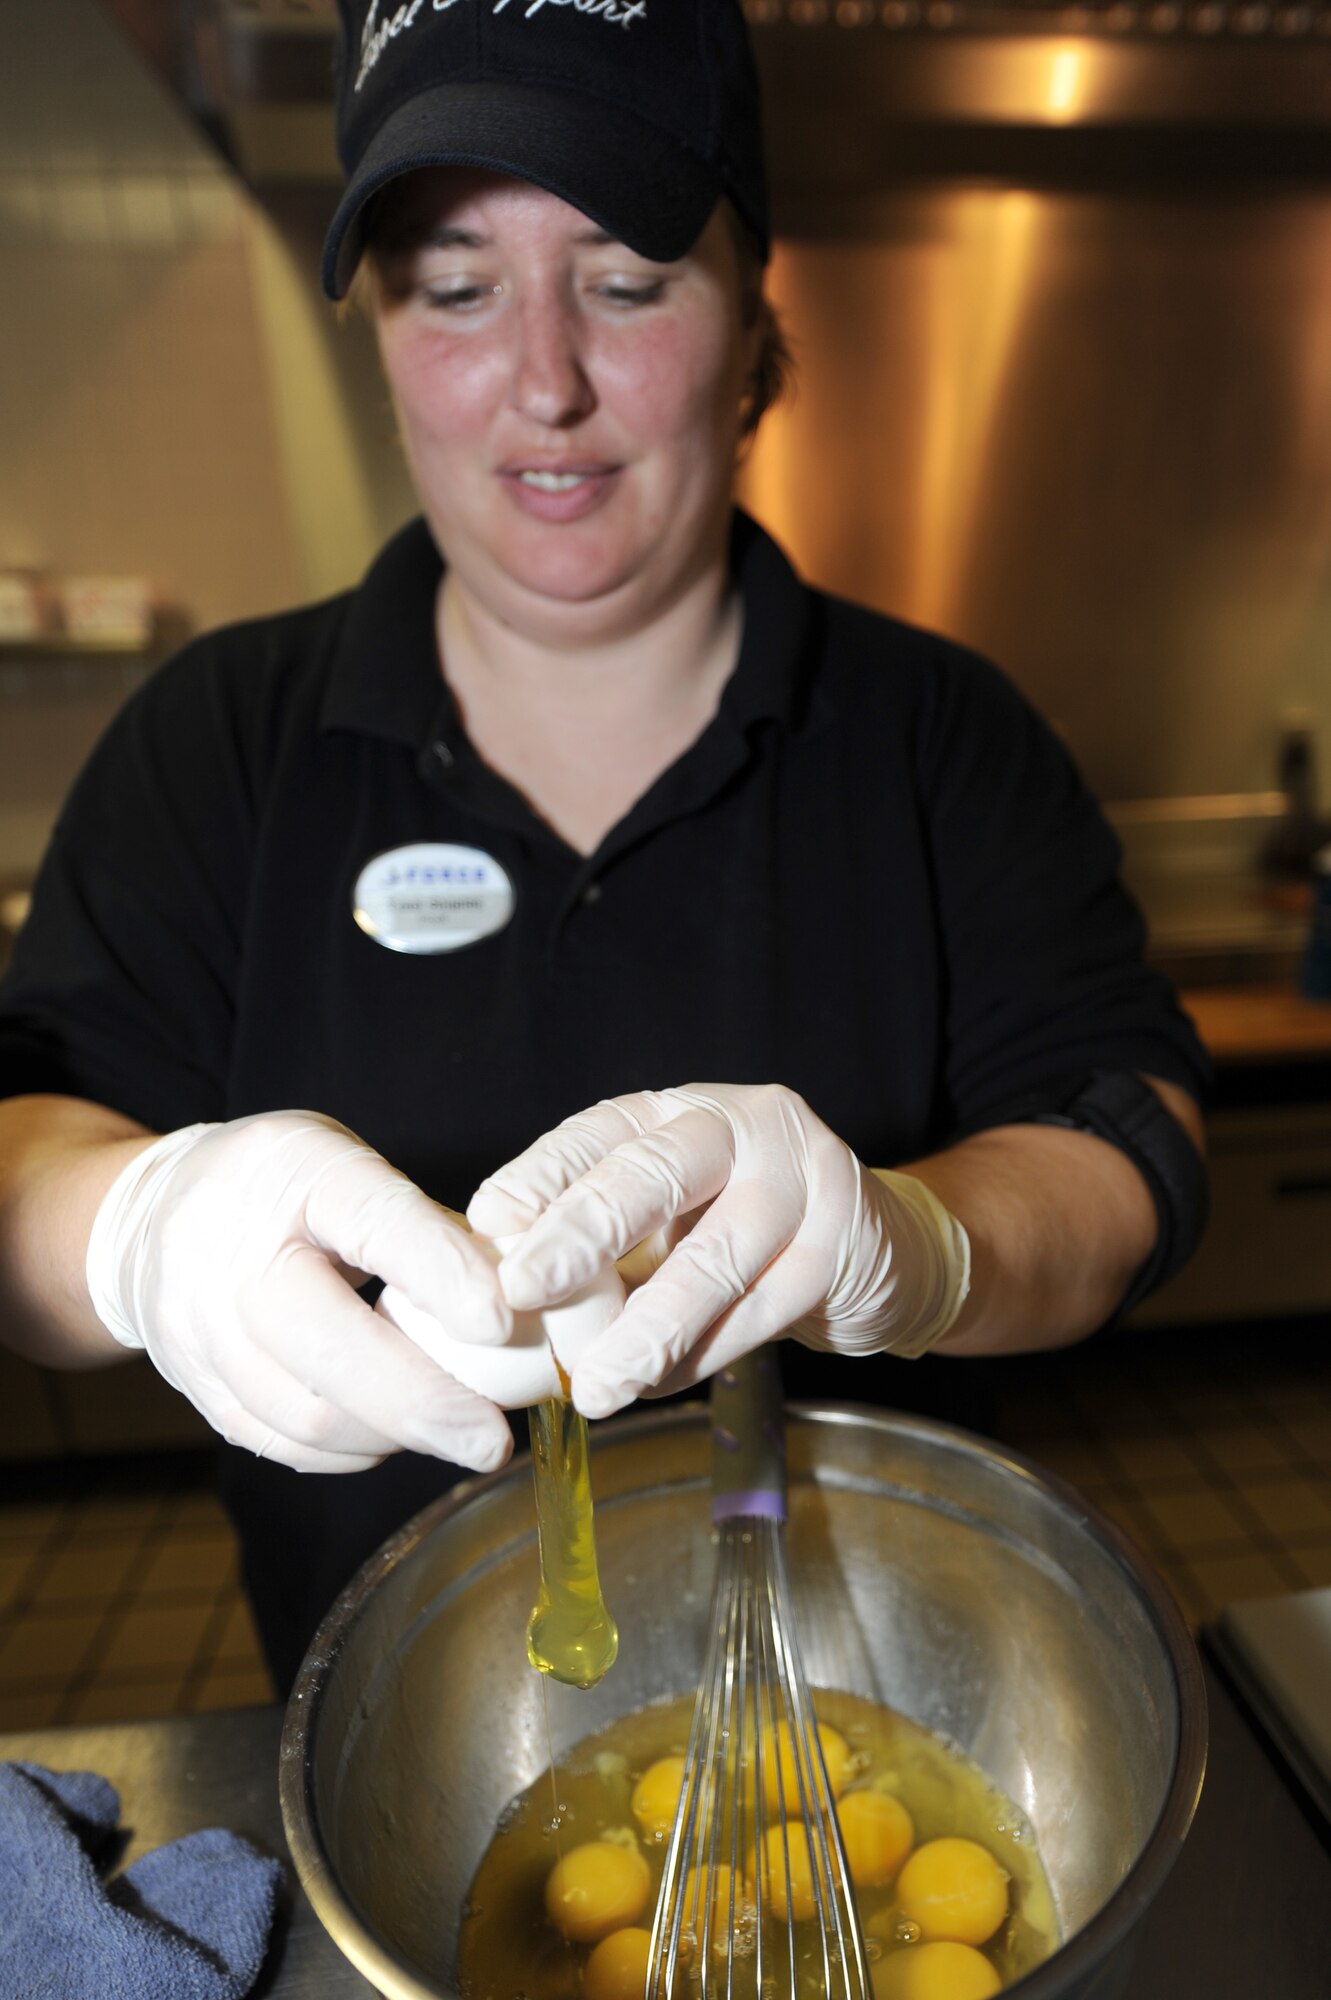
[352,842,515,954]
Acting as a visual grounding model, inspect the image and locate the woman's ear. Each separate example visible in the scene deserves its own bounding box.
[737,294,794,454]
[337,254,379,328]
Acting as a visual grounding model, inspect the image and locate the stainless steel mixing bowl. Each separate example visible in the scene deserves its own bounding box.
[280,1403,1206,2000]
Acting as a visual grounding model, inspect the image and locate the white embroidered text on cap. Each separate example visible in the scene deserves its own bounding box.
[356,0,647,94]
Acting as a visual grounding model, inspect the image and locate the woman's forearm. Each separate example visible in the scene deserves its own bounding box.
[5,1103,519,1472]
[904,1076,1205,1357]
[0,1093,157,1367]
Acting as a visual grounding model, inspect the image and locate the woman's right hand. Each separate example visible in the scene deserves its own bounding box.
[84,1110,515,1473]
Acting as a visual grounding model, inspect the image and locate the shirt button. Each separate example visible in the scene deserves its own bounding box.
[582,883,602,905]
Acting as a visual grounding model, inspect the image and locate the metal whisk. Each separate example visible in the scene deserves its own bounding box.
[646,1351,872,2000]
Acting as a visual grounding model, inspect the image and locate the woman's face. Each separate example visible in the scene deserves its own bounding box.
[370,169,759,643]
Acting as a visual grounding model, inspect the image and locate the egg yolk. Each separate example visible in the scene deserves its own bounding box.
[544,1839,650,1944]
[836,1787,915,1888]
[676,1863,757,1958]
[871,1940,1002,2000]
[583,1926,654,2000]
[748,1721,854,1814]
[631,1755,685,1841]
[895,1837,1009,1947]
[749,1821,818,1922]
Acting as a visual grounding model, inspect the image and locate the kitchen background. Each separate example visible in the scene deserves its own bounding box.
[1,0,1330,1731]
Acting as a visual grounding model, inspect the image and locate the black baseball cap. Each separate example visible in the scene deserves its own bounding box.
[321,0,769,300]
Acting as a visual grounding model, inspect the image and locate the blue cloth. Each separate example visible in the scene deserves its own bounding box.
[0,1760,283,1999]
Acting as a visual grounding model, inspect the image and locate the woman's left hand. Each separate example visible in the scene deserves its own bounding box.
[467,1084,969,1418]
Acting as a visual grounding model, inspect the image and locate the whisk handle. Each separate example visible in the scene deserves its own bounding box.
[710,1348,787,1523]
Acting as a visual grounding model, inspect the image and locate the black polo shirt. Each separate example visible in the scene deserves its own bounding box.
[0,509,1208,1685]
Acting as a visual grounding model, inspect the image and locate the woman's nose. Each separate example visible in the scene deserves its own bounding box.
[510,302,596,428]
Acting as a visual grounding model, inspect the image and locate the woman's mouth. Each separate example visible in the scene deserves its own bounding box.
[501,464,621,520]
[518,470,593,493]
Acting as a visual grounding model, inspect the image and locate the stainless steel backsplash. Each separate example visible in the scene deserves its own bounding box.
[735,34,1331,803]
[739,177,1331,803]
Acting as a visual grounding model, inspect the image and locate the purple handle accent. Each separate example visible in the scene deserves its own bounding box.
[712,1489,787,1524]
[710,1351,787,1519]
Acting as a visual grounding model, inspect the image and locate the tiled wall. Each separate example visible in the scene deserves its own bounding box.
[0,1456,273,1731]
[997,1323,1331,1629]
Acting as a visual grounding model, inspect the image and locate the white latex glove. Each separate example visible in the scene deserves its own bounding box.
[85,1110,515,1474]
[466,1084,971,1419]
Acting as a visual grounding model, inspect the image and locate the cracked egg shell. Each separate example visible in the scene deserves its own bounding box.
[377,1258,625,1409]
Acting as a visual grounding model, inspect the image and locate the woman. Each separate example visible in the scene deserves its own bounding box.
[0,0,1207,1689]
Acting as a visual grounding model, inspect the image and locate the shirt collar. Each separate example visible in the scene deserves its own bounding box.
[319,516,450,746]
[318,507,814,747]
[720,507,815,734]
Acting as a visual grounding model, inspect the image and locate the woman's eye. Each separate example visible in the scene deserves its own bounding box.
[420,281,503,312]
[596,279,667,308]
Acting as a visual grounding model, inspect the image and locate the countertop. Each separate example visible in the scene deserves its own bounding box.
[2,1648,1329,1998]
[1177,985,1331,1064]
